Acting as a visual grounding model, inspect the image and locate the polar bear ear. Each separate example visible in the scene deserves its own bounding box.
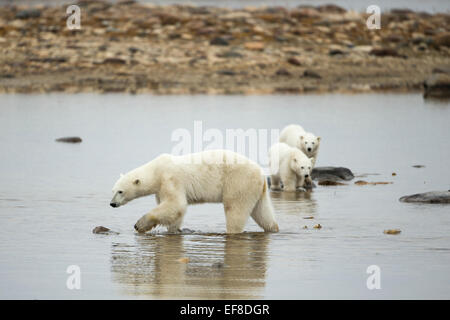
[317,137,321,142]
[300,135,304,140]
[133,179,140,185]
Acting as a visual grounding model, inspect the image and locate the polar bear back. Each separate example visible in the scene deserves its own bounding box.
[279,124,306,149]
[165,150,264,204]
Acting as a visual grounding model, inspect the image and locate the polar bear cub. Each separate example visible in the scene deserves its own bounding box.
[110,150,279,234]
[279,124,321,167]
[269,142,313,192]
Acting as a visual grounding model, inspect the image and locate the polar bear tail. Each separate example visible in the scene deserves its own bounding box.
[251,178,279,233]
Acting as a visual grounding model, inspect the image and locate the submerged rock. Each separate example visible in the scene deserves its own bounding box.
[318,180,347,186]
[355,180,392,185]
[399,191,450,204]
[312,167,354,181]
[55,136,82,143]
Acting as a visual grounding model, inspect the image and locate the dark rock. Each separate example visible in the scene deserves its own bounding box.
[287,57,302,66]
[369,48,404,58]
[329,49,344,56]
[399,191,450,204]
[92,226,116,234]
[424,73,450,98]
[275,68,292,76]
[128,47,139,54]
[217,70,236,76]
[318,180,347,186]
[101,58,127,65]
[302,70,321,79]
[217,51,243,58]
[312,167,354,181]
[55,136,82,143]
[390,8,414,15]
[15,9,41,19]
[210,37,229,46]
[412,164,425,168]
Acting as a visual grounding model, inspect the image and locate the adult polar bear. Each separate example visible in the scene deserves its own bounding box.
[110,150,279,234]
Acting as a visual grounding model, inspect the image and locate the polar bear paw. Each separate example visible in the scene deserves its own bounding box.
[134,214,158,233]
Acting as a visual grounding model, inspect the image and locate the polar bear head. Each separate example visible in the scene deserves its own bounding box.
[290,150,313,180]
[299,133,320,158]
[110,173,142,208]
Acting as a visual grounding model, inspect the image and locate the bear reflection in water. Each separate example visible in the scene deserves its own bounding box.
[110,232,269,299]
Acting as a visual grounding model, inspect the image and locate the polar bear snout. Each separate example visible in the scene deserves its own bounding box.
[110,202,118,208]
[307,147,312,152]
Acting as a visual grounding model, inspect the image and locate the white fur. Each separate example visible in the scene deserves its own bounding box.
[110,150,279,234]
[269,142,313,192]
[279,124,321,167]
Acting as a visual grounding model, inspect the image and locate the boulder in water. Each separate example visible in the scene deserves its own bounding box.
[312,166,354,182]
[399,191,450,204]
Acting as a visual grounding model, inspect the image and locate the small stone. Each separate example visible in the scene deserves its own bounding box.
[303,216,314,219]
[275,68,291,76]
[55,136,82,143]
[101,58,127,65]
[369,48,403,58]
[412,165,425,168]
[392,172,397,176]
[217,70,236,76]
[210,37,229,46]
[302,70,322,79]
[287,57,302,66]
[384,229,401,235]
[355,180,392,185]
[15,9,41,19]
[93,226,110,234]
[313,224,322,229]
[244,42,265,51]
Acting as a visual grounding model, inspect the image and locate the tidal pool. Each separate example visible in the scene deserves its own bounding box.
[0,93,449,299]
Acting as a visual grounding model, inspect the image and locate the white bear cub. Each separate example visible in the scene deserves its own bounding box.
[279,124,321,167]
[110,150,279,234]
[269,142,313,192]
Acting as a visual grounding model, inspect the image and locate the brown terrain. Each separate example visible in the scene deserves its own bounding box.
[0,0,449,94]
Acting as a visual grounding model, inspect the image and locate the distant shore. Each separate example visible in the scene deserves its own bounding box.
[0,1,449,94]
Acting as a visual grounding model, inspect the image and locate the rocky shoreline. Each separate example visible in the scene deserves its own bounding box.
[0,1,449,94]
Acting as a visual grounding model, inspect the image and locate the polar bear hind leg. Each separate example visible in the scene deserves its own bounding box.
[251,179,279,232]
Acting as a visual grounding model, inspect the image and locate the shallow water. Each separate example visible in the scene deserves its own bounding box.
[0,93,449,299]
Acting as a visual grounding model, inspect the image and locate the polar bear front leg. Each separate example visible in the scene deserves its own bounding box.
[283,177,296,192]
[295,175,305,190]
[134,199,187,233]
[270,174,282,191]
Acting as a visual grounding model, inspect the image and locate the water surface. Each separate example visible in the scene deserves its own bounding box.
[0,93,449,299]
